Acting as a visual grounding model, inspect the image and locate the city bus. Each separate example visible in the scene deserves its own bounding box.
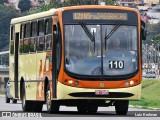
[7,5,146,115]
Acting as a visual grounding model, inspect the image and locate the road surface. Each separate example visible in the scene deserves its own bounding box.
[0,96,159,120]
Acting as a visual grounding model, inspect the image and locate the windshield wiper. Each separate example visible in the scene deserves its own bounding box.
[80,21,96,52]
[104,22,123,50]
[79,22,95,42]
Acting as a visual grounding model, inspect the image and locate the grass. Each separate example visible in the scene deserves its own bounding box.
[130,79,160,109]
[0,93,4,96]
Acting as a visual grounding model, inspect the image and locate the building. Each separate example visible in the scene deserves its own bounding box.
[4,0,20,11]
[116,0,142,7]
[143,0,160,4]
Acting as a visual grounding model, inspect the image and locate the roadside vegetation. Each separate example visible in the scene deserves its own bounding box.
[130,79,160,109]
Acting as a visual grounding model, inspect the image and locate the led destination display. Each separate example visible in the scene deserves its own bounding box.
[73,12,128,20]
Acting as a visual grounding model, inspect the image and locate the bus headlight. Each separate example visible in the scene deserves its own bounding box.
[68,80,73,84]
[130,81,134,85]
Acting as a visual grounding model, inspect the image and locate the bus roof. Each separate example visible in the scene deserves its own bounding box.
[11,5,138,25]
[11,8,57,25]
[62,5,138,11]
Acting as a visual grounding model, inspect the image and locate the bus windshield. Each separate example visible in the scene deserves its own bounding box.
[65,24,138,76]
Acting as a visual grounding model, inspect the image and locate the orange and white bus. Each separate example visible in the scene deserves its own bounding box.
[6,5,146,115]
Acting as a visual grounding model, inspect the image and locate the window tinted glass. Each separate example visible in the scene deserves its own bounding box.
[45,18,52,34]
[31,21,37,37]
[30,38,36,52]
[37,37,44,51]
[24,23,30,38]
[38,20,44,36]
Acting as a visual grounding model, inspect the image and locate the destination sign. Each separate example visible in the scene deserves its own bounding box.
[73,12,128,20]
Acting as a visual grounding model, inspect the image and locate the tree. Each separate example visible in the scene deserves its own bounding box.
[0,4,19,50]
[105,0,118,5]
[0,0,6,4]
[18,0,31,12]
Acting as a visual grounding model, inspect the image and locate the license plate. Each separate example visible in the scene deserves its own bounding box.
[95,90,109,95]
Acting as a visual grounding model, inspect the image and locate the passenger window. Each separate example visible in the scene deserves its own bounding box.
[10,41,14,55]
[11,26,14,41]
[20,24,24,53]
[24,23,30,38]
[10,26,14,55]
[20,25,24,39]
[31,21,37,37]
[23,23,30,53]
[30,38,36,52]
[45,18,52,51]
[37,37,44,51]
[38,20,44,36]
[45,18,52,35]
[45,35,52,51]
[20,39,23,53]
[23,39,29,53]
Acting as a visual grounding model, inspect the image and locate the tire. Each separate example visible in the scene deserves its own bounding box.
[46,83,59,113]
[115,100,129,115]
[5,95,10,103]
[22,83,43,112]
[22,83,33,112]
[88,105,98,113]
[77,105,88,113]
[32,102,43,112]
[13,99,17,103]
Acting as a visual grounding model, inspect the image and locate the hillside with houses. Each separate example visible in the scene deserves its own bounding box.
[0,0,160,50]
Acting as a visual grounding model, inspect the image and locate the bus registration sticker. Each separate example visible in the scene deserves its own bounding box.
[95,90,109,95]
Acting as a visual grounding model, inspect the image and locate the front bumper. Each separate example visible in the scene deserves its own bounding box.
[57,81,141,100]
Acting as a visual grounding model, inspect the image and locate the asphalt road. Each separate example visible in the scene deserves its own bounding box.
[0,96,159,120]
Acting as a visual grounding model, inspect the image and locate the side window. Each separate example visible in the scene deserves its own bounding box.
[23,23,30,53]
[20,24,24,53]
[20,24,24,39]
[38,20,44,36]
[31,21,37,37]
[11,26,14,41]
[45,18,52,35]
[45,18,52,51]
[24,23,30,38]
[30,21,37,53]
[30,38,36,52]
[45,35,52,51]
[10,26,14,55]
[37,37,44,51]
[37,19,44,52]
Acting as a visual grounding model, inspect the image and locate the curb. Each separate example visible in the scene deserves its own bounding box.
[129,105,160,110]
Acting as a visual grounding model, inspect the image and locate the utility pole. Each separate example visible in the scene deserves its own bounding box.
[158,43,159,77]
[0,56,2,65]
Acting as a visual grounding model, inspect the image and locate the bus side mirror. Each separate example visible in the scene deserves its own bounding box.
[141,20,147,40]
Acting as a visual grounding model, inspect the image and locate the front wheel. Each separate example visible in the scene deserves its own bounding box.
[46,83,59,113]
[87,106,98,113]
[77,105,88,113]
[115,100,129,115]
